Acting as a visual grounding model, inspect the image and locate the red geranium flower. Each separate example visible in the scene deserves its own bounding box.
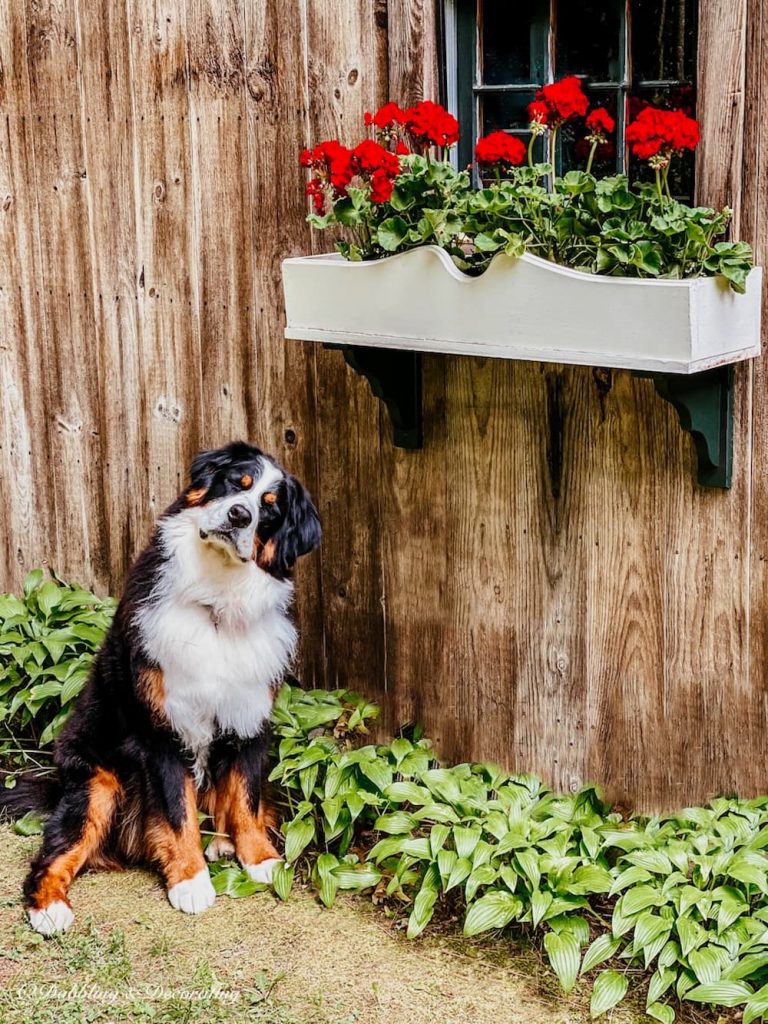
[527,99,550,127]
[301,140,355,191]
[474,131,526,168]
[626,106,700,161]
[585,107,615,136]
[535,76,588,124]
[405,100,459,149]
[364,102,409,130]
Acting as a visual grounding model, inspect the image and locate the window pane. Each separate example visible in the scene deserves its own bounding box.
[481,0,548,85]
[555,0,623,81]
[481,90,536,131]
[632,0,696,82]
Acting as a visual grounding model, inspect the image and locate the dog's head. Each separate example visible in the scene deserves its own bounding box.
[176,441,321,577]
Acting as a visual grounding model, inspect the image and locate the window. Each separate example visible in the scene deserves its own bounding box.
[444,0,697,200]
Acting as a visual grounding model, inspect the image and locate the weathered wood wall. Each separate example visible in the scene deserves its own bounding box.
[1,0,765,810]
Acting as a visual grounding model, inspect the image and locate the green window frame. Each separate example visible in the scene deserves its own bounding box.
[446,0,697,198]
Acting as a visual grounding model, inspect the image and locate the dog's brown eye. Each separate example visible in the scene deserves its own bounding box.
[262,492,277,505]
[240,474,253,489]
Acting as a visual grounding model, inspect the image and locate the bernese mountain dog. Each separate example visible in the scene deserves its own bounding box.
[1,441,321,936]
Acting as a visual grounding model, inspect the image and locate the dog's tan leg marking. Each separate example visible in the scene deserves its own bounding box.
[212,767,280,882]
[28,767,122,935]
[145,775,215,914]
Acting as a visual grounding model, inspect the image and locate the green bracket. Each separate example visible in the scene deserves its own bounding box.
[634,366,734,489]
[325,345,423,449]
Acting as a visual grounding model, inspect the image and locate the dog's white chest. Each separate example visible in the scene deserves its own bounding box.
[136,563,296,769]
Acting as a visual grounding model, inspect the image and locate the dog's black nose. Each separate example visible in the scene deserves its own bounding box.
[227,503,252,528]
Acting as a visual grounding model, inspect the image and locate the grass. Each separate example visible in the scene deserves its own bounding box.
[0,826,647,1024]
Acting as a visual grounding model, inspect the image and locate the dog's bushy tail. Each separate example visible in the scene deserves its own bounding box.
[0,771,61,820]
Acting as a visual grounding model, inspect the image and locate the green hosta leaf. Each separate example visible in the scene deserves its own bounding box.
[677,914,707,958]
[570,864,613,894]
[530,889,553,928]
[465,864,498,902]
[589,970,628,1018]
[463,890,523,937]
[359,758,393,793]
[316,853,339,908]
[374,812,415,835]
[621,884,661,917]
[271,861,294,901]
[283,816,315,863]
[744,982,768,1024]
[407,865,440,939]
[646,1002,675,1024]
[429,823,451,859]
[212,866,262,898]
[647,967,677,1006]
[12,810,46,836]
[633,911,673,955]
[581,934,621,976]
[689,946,724,985]
[544,930,581,994]
[446,857,473,892]
[683,981,753,1007]
[453,826,481,860]
[516,849,541,891]
[389,737,413,763]
[609,865,652,896]
[333,864,382,892]
[384,781,431,805]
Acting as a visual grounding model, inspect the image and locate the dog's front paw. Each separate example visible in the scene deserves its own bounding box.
[28,900,75,936]
[205,835,236,862]
[243,857,282,884]
[167,868,216,914]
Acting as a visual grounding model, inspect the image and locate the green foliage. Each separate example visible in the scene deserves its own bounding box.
[0,570,116,765]
[311,158,753,291]
[456,169,752,290]
[258,684,768,1022]
[5,575,768,1021]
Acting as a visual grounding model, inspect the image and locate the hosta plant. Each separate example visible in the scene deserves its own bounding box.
[0,570,116,762]
[300,80,753,291]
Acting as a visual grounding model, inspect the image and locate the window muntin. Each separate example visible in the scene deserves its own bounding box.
[451,0,697,199]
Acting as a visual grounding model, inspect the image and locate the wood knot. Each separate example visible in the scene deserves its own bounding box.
[154,396,182,423]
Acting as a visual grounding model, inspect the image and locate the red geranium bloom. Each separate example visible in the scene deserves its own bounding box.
[405,100,459,148]
[364,102,409,129]
[352,139,400,174]
[301,139,355,191]
[527,99,550,126]
[536,76,588,123]
[474,131,526,168]
[626,106,700,160]
[585,107,615,136]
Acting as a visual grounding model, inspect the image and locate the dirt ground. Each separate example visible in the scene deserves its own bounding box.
[0,826,646,1024]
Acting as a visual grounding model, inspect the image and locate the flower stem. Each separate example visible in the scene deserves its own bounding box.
[655,167,664,205]
[586,140,598,176]
[527,134,536,169]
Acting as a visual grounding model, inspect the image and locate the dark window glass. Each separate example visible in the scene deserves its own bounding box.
[555,1,623,82]
[481,0,546,85]
[632,0,697,82]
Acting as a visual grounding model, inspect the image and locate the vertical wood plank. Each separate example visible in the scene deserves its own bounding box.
[380,0,445,739]
[0,1,53,588]
[74,0,143,582]
[22,0,108,590]
[126,0,203,518]
[742,0,768,798]
[185,0,253,444]
[305,0,387,696]
[243,0,325,684]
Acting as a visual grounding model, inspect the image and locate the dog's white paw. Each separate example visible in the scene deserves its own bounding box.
[167,868,216,914]
[205,836,236,862]
[243,857,282,884]
[28,900,75,936]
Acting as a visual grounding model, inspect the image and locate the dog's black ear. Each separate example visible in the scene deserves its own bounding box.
[272,475,322,576]
[189,446,235,489]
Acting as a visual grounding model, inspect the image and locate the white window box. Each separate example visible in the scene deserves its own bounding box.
[282,245,762,374]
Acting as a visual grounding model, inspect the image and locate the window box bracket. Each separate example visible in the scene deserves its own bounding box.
[324,344,423,449]
[633,366,734,489]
